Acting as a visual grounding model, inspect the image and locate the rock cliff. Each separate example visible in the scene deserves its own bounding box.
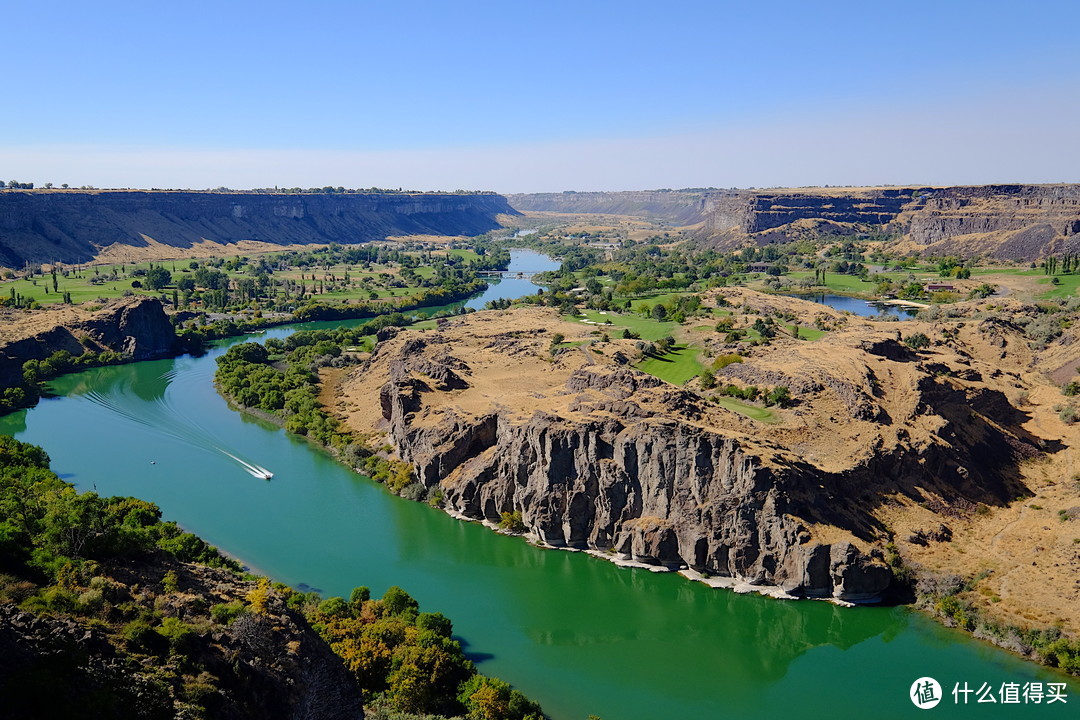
[0,190,517,266]
[0,295,177,388]
[703,185,1080,259]
[507,190,711,225]
[342,310,917,601]
[334,301,1061,603]
[511,185,1080,260]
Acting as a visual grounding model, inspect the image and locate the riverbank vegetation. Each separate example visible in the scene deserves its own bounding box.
[9,214,1080,692]
[305,585,542,719]
[915,570,1080,674]
[213,321,428,501]
[0,238,507,416]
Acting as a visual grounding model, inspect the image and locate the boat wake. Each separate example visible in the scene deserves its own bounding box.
[80,374,274,480]
[220,450,274,480]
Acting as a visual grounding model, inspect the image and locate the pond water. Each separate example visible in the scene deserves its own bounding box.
[785,293,920,320]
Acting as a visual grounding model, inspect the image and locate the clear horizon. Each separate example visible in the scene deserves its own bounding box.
[3,1,1078,193]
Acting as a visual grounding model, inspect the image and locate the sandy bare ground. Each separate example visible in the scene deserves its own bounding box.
[89,236,309,266]
[0,303,97,345]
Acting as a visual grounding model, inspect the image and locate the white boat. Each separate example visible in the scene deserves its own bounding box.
[258,471,273,480]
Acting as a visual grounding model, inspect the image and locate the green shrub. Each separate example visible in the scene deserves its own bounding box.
[498,511,526,534]
[209,600,246,625]
[903,332,930,350]
[711,354,743,370]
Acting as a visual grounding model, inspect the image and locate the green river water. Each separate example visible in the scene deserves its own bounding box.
[1,253,1076,719]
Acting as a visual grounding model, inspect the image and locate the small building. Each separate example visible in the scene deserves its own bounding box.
[747,262,773,273]
[926,283,954,291]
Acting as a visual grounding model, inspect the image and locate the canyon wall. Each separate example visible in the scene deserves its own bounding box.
[702,185,1080,259]
[338,303,1051,604]
[511,185,1080,260]
[507,190,711,225]
[343,311,907,602]
[0,190,516,267]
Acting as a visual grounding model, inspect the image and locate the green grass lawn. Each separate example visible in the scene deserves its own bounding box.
[635,345,702,385]
[1,265,434,308]
[626,291,695,313]
[790,326,826,341]
[971,266,1041,276]
[1038,274,1080,299]
[2,274,159,306]
[712,396,780,423]
[783,271,898,294]
[446,248,480,262]
[570,310,676,341]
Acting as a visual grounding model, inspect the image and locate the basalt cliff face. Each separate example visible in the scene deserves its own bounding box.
[701,185,1080,260]
[0,295,177,388]
[510,185,1080,260]
[0,190,517,266]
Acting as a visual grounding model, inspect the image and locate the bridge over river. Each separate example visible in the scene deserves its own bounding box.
[478,270,541,278]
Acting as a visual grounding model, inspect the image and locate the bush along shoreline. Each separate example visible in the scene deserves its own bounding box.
[213,323,430,502]
[914,570,1080,674]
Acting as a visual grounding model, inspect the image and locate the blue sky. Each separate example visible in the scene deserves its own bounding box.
[3,0,1078,191]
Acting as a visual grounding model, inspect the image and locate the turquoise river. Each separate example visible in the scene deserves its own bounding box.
[1,251,1076,719]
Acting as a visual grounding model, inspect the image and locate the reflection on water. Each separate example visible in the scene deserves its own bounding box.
[462,249,561,309]
[785,293,919,319]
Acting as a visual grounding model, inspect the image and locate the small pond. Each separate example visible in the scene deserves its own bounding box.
[785,293,920,320]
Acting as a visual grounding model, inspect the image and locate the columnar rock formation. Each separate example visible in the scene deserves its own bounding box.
[334,300,1060,603]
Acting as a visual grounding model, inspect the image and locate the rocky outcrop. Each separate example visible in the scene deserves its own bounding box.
[0,559,364,720]
[0,190,517,266]
[0,296,177,388]
[369,337,893,602]
[338,304,1058,604]
[423,409,890,601]
[703,185,1080,260]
